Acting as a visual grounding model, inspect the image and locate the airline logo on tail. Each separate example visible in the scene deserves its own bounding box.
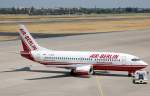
[20,29,37,50]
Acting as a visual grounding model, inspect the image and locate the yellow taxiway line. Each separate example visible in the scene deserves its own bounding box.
[93,76,104,96]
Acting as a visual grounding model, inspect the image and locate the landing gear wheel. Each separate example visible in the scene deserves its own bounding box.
[70,69,75,75]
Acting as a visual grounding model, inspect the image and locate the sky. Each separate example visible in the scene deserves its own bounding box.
[0,0,150,8]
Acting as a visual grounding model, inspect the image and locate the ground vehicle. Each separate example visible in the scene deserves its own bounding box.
[133,71,148,84]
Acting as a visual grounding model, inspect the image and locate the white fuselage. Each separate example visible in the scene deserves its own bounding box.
[30,50,147,72]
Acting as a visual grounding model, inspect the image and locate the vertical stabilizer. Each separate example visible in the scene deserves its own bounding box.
[19,25,39,52]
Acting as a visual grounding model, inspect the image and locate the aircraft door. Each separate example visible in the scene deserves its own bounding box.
[36,53,45,61]
[122,56,126,65]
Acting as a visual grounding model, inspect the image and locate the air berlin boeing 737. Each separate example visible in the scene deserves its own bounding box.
[18,25,148,76]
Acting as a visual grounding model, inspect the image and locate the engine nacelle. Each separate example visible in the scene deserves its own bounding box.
[72,65,94,75]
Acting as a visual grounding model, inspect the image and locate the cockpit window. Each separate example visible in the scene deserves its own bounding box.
[131,58,141,61]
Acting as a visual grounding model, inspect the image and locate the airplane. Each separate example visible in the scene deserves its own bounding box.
[18,24,148,76]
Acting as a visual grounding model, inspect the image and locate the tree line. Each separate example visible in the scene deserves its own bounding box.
[0,7,150,15]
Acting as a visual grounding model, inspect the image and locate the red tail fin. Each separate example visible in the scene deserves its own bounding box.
[18,25,39,52]
[18,25,39,61]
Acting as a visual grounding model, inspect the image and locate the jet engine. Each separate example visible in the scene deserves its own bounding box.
[70,65,94,75]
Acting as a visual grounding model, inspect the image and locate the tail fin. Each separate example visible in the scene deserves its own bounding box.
[19,25,39,52]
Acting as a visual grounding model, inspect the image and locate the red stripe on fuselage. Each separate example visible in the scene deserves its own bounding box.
[38,60,146,72]
[93,64,146,72]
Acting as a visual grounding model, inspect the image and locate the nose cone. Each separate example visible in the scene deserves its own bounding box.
[141,61,148,67]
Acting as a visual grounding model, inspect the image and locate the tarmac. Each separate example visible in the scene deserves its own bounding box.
[0,29,150,96]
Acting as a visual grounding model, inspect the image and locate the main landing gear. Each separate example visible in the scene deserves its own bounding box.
[70,69,75,75]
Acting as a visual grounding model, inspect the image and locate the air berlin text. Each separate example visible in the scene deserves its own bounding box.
[20,29,37,50]
[90,54,119,59]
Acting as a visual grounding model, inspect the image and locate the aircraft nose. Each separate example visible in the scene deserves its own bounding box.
[141,61,148,66]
